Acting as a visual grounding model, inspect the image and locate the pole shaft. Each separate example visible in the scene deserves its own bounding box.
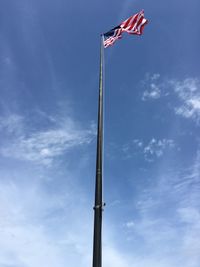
[92,37,104,267]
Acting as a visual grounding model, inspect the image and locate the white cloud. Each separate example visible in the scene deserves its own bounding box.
[142,84,161,101]
[133,139,143,147]
[151,73,161,81]
[103,245,131,267]
[0,173,93,267]
[178,207,200,224]
[143,138,175,160]
[142,73,162,101]
[122,150,200,267]
[0,114,24,135]
[0,113,95,166]
[172,78,200,123]
[141,75,200,123]
[0,130,199,267]
[111,151,200,267]
[0,110,97,265]
[123,138,176,161]
[125,221,135,228]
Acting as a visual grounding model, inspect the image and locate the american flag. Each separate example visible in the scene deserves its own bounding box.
[103,10,148,48]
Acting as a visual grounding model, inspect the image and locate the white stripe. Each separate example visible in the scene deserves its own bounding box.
[136,18,147,34]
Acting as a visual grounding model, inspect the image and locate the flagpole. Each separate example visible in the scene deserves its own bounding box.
[92,35,105,267]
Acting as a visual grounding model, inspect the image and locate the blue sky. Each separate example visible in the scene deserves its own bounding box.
[0,1,200,267]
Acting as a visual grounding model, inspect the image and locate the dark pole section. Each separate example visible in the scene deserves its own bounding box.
[92,36,104,267]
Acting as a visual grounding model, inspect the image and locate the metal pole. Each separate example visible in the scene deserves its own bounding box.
[92,36,104,267]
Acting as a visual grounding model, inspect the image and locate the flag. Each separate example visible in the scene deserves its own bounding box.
[103,10,148,48]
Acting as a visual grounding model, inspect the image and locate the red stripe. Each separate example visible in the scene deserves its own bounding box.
[122,13,138,29]
[122,16,133,29]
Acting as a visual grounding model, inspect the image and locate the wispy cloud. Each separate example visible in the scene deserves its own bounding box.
[0,114,199,267]
[172,78,200,123]
[0,109,95,265]
[142,73,162,101]
[143,138,175,161]
[0,114,24,135]
[122,150,200,267]
[141,74,200,124]
[122,138,176,161]
[0,113,95,166]
[124,221,135,229]
[0,172,93,267]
